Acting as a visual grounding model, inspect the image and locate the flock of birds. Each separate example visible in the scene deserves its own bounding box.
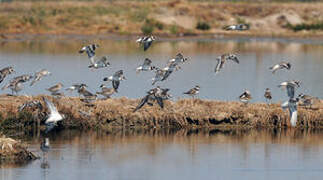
[0,35,320,162]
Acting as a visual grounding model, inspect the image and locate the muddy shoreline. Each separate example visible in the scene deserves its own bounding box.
[0,95,322,132]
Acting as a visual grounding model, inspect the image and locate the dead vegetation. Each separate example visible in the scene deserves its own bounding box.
[1,1,323,38]
[0,135,38,164]
[0,95,322,131]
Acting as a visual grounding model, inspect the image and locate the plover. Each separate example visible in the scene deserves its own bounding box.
[136,35,155,51]
[278,80,300,98]
[77,84,97,99]
[225,24,249,31]
[215,54,239,74]
[96,84,115,99]
[264,88,272,104]
[239,90,252,105]
[133,86,170,112]
[183,85,200,98]
[103,70,126,92]
[30,69,51,86]
[0,66,14,84]
[43,97,64,133]
[79,44,99,62]
[269,62,291,74]
[136,58,155,73]
[65,83,86,92]
[88,56,110,69]
[46,83,63,95]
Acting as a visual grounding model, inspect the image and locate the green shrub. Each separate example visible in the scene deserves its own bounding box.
[286,22,323,32]
[170,25,178,34]
[196,21,210,30]
[141,22,154,35]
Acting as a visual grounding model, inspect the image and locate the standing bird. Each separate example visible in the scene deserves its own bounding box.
[96,84,115,99]
[77,84,97,99]
[269,62,291,74]
[0,66,14,84]
[136,58,155,73]
[298,93,318,109]
[65,83,86,92]
[79,44,99,62]
[239,90,252,105]
[88,56,110,69]
[40,138,50,156]
[214,54,239,74]
[43,97,64,133]
[136,35,155,51]
[2,74,32,95]
[103,70,126,92]
[264,88,272,104]
[183,85,200,98]
[46,83,63,95]
[30,69,51,86]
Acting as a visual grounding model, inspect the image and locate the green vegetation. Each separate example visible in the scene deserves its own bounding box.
[196,21,211,31]
[169,24,178,34]
[286,22,323,31]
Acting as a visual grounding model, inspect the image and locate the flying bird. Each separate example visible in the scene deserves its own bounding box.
[136,58,155,73]
[2,74,32,95]
[43,97,64,133]
[278,80,300,98]
[30,69,51,86]
[215,54,239,74]
[0,66,14,84]
[79,44,99,62]
[88,56,110,69]
[183,85,200,98]
[136,35,155,51]
[152,68,165,85]
[103,70,126,92]
[281,98,299,127]
[269,62,291,74]
[225,24,250,31]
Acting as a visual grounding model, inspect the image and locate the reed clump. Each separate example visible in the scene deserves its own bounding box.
[0,95,322,131]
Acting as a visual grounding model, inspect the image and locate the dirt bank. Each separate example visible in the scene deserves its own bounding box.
[1,1,323,39]
[0,136,38,164]
[0,95,322,131]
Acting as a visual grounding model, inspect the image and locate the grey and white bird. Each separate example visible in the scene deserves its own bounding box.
[30,69,51,86]
[96,84,115,99]
[46,83,63,95]
[281,98,299,127]
[40,138,50,154]
[269,62,291,74]
[168,53,188,65]
[239,90,252,105]
[225,24,249,31]
[103,70,126,92]
[136,35,155,51]
[0,66,14,84]
[2,74,32,95]
[215,54,240,74]
[161,60,180,81]
[65,83,86,92]
[88,56,110,69]
[264,88,272,104]
[183,85,200,98]
[79,44,99,62]
[278,80,300,98]
[298,93,319,109]
[136,58,155,73]
[43,97,64,133]
[152,68,165,85]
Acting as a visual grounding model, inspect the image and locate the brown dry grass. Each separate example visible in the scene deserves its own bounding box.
[0,95,322,130]
[1,1,323,38]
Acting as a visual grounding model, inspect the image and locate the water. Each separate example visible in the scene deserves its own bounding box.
[2,129,323,180]
[0,37,322,102]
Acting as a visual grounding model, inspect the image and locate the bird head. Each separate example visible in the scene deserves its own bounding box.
[8,67,15,74]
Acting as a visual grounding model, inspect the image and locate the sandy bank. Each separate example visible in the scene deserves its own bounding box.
[0,95,322,131]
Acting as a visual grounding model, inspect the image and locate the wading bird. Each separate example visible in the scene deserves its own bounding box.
[183,85,200,98]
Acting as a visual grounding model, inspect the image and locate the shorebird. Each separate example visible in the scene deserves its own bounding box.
[281,98,299,127]
[239,90,252,105]
[168,53,188,65]
[88,56,110,69]
[46,83,63,95]
[225,24,249,31]
[183,85,200,98]
[2,74,32,95]
[136,58,155,73]
[264,88,272,104]
[30,69,51,86]
[214,54,239,74]
[103,70,126,92]
[278,80,300,98]
[43,97,64,133]
[133,86,171,112]
[65,83,86,92]
[0,66,14,84]
[269,62,291,74]
[152,68,165,85]
[79,44,99,62]
[136,35,155,51]
[298,93,319,109]
[78,84,97,99]
[96,84,115,99]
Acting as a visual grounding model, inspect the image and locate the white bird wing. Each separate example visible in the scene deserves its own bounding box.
[289,101,298,127]
[43,97,61,120]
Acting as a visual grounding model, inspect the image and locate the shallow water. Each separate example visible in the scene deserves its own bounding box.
[2,129,323,180]
[0,37,322,102]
